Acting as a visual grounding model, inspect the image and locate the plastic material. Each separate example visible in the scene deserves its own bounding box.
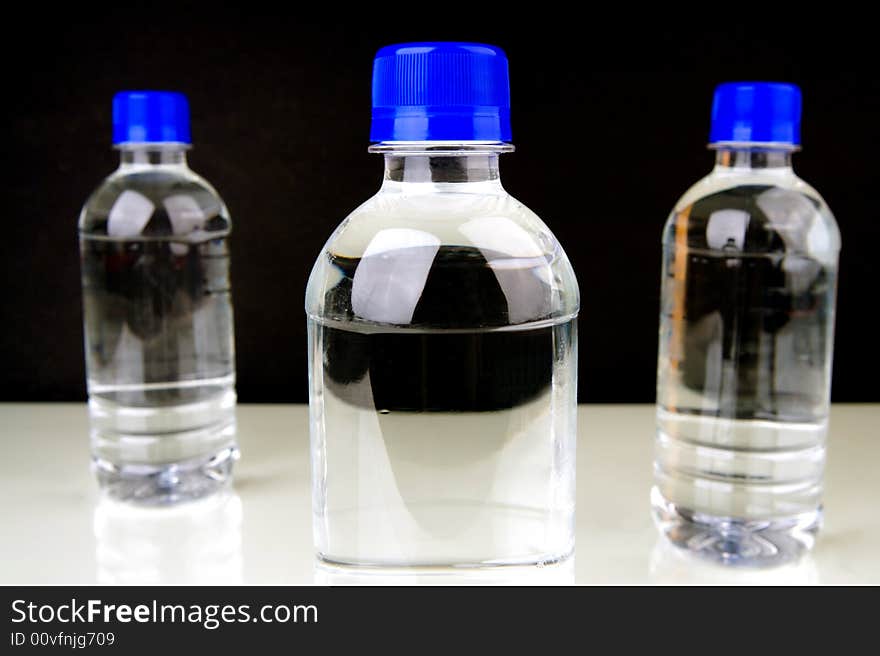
[81,97,236,505]
[370,42,511,142]
[112,90,192,145]
[309,45,578,567]
[709,82,801,146]
[655,101,840,566]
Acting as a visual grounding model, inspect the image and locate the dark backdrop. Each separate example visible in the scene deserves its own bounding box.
[4,11,878,403]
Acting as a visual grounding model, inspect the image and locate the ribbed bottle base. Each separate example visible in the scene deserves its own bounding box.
[651,487,821,567]
[93,446,239,505]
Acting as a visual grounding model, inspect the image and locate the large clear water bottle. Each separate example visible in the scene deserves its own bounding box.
[653,82,840,565]
[79,91,237,504]
[306,43,579,568]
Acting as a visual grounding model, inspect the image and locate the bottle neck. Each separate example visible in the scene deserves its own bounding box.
[372,143,512,190]
[712,147,794,173]
[384,153,501,184]
[117,144,190,168]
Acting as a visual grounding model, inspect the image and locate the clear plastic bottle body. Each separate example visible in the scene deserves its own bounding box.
[79,145,237,504]
[653,148,840,564]
[306,146,579,567]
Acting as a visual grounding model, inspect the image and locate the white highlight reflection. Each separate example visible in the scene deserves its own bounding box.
[94,491,243,584]
[164,194,208,255]
[314,557,575,586]
[459,216,552,323]
[649,538,819,584]
[705,209,750,251]
[107,189,155,238]
[164,194,207,234]
[351,228,441,324]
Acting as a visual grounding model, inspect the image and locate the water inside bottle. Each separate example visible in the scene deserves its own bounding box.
[80,170,237,503]
[654,183,837,564]
[309,246,577,566]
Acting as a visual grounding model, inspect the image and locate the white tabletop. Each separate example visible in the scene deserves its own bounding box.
[1,404,876,585]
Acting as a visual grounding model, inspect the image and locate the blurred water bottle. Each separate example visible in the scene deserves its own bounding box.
[79,91,237,504]
[306,43,579,568]
[653,82,840,565]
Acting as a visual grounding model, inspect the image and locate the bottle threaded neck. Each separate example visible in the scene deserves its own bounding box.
[117,144,190,166]
[712,147,793,171]
[383,153,501,184]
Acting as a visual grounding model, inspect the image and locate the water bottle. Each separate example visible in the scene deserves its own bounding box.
[306,42,579,567]
[653,82,840,565]
[79,91,237,504]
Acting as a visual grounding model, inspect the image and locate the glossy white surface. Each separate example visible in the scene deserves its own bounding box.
[1,404,876,585]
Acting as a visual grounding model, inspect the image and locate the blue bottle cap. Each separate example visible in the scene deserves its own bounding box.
[370,42,512,142]
[112,91,191,145]
[709,82,802,147]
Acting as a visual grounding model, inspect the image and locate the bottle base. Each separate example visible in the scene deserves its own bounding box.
[314,553,575,584]
[314,548,573,572]
[93,446,239,506]
[651,488,821,567]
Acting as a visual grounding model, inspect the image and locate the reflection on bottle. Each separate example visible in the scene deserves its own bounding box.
[314,557,575,586]
[649,538,818,584]
[94,491,243,584]
[459,216,553,324]
[351,228,441,324]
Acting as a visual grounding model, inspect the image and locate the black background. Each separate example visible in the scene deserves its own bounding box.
[4,10,878,403]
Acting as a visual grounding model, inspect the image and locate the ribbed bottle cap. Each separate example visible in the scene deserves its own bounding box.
[370,42,511,142]
[112,91,191,145]
[709,82,802,147]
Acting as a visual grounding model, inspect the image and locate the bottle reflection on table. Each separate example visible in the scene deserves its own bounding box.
[93,490,243,584]
[649,537,819,585]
